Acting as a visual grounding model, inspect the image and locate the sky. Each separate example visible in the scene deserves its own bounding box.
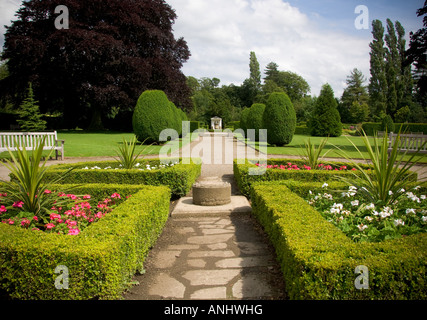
[0,0,424,97]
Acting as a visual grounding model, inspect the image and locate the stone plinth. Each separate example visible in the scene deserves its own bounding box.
[192,177,231,206]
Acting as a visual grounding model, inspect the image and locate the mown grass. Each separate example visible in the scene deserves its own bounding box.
[0,131,196,159]
[239,133,427,163]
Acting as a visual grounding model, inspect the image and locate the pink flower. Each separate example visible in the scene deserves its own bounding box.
[8,219,15,225]
[21,219,30,227]
[45,223,55,230]
[50,213,62,220]
[33,216,38,221]
[67,220,77,227]
[0,205,7,214]
[44,189,52,194]
[12,201,24,208]
[68,228,80,235]
[111,193,121,199]
[83,195,91,199]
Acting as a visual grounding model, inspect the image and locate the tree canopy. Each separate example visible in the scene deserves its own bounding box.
[1,0,191,130]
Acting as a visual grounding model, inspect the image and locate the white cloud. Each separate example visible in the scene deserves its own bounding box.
[0,0,21,48]
[0,0,372,97]
[169,0,371,97]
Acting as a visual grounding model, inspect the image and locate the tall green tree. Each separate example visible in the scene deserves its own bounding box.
[385,19,399,116]
[17,83,47,131]
[407,1,427,115]
[369,20,388,117]
[249,51,261,91]
[340,68,369,123]
[309,84,342,137]
[1,0,191,130]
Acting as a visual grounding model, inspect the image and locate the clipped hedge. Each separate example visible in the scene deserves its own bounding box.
[233,158,375,198]
[0,184,171,300]
[361,122,427,136]
[41,159,201,199]
[251,181,427,300]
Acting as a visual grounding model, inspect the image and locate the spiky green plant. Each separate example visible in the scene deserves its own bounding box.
[299,137,330,169]
[2,137,73,221]
[335,129,425,206]
[115,136,151,169]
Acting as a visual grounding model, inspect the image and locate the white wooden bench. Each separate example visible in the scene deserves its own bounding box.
[387,132,427,156]
[0,131,64,160]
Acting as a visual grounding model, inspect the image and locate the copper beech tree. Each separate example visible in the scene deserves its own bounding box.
[1,0,191,130]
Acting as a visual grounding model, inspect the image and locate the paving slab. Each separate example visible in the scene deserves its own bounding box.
[171,196,252,216]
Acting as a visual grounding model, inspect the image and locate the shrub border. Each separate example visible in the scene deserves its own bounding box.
[250,180,427,300]
[39,158,201,199]
[0,184,171,300]
[233,158,376,198]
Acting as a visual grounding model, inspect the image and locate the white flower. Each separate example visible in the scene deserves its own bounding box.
[393,219,405,226]
[351,200,359,207]
[330,208,340,214]
[341,210,351,216]
[135,163,140,167]
[422,216,427,222]
[365,216,373,222]
[406,208,416,214]
[372,210,379,216]
[421,195,426,200]
[322,183,328,188]
[366,203,375,211]
[357,224,368,231]
[389,190,393,195]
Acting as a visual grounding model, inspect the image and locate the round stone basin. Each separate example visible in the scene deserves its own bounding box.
[192,177,231,206]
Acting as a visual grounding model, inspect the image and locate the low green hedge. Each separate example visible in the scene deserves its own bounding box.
[361,122,427,136]
[233,158,375,198]
[0,184,171,300]
[251,181,427,300]
[39,159,201,199]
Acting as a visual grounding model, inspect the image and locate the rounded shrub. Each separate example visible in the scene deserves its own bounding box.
[132,90,174,143]
[263,92,296,146]
[309,84,342,137]
[246,103,266,140]
[381,114,395,133]
[240,107,251,133]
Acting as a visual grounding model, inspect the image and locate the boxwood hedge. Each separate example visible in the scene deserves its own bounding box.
[233,158,376,198]
[251,181,427,300]
[39,158,201,199]
[0,184,170,300]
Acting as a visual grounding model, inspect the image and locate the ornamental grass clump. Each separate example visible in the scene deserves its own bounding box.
[334,129,426,207]
[115,136,152,169]
[1,137,74,223]
[299,137,330,169]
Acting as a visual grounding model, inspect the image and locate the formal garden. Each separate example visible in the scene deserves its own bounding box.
[0,0,426,302]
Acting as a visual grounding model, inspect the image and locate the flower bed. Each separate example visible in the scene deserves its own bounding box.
[250,181,427,300]
[306,184,427,242]
[233,158,378,197]
[32,158,201,199]
[0,184,171,300]
[0,190,130,236]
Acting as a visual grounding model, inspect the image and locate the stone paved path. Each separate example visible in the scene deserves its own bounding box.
[123,133,287,300]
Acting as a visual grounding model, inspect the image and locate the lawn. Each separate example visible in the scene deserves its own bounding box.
[240,133,427,163]
[0,131,197,159]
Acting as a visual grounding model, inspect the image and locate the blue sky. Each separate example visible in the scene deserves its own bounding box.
[0,0,425,97]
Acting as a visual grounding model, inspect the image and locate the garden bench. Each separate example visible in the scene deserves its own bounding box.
[0,131,64,160]
[387,132,427,156]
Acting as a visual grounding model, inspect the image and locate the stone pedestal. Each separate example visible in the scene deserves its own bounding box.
[192,177,231,206]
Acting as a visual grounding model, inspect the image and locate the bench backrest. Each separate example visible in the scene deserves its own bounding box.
[0,131,58,150]
[388,132,427,152]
